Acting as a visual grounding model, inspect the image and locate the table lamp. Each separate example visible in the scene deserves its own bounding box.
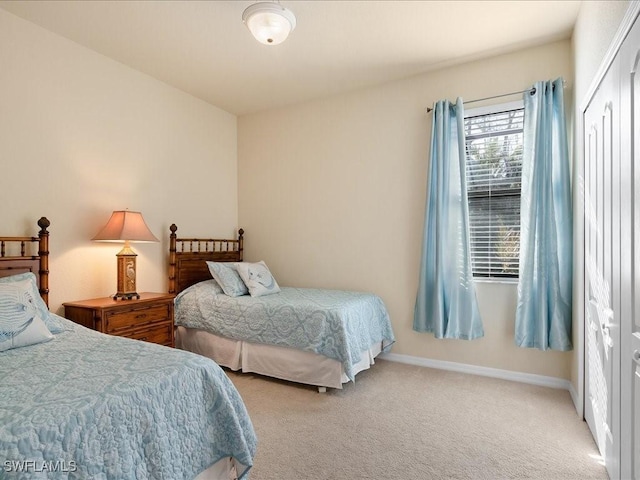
[92,210,159,300]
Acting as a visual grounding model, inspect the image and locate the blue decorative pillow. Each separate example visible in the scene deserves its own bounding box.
[0,272,63,334]
[206,262,248,297]
[234,261,281,297]
[0,280,54,351]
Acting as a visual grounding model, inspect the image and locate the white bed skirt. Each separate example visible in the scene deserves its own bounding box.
[176,326,384,389]
[194,456,239,480]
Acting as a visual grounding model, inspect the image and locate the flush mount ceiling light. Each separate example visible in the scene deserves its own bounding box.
[242,2,296,46]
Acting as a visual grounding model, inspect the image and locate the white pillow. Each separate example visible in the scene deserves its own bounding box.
[234,261,281,297]
[0,280,54,351]
[206,261,248,297]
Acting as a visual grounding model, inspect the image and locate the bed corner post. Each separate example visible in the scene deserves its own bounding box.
[37,217,50,307]
[238,228,244,262]
[169,224,177,294]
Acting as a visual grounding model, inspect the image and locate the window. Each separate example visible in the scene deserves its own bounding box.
[464,101,524,279]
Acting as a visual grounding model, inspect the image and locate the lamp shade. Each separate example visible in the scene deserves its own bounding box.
[92,210,159,243]
[242,2,296,45]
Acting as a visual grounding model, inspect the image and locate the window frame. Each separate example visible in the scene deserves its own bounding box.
[464,100,524,283]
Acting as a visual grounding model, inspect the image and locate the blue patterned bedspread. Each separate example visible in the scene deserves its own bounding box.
[0,316,256,480]
[175,282,395,381]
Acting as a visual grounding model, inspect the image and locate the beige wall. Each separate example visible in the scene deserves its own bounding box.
[239,40,574,379]
[0,9,239,315]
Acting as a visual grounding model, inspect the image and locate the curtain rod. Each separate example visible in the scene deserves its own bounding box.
[425,87,534,114]
[424,80,567,114]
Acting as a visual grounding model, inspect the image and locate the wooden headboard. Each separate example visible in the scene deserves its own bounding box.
[0,217,51,306]
[169,224,244,294]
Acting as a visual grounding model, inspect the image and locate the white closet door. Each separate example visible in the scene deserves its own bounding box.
[584,12,640,479]
[620,14,640,479]
[583,51,621,480]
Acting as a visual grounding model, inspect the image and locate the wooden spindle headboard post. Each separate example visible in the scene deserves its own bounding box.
[37,217,50,306]
[169,223,178,294]
[238,228,244,262]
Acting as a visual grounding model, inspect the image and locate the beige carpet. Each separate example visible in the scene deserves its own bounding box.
[227,360,608,480]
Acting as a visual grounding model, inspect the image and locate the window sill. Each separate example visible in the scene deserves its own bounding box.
[473,277,518,286]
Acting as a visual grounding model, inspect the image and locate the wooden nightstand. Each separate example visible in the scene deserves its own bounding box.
[63,292,175,347]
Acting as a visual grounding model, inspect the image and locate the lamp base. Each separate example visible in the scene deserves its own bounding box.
[115,245,139,301]
[113,292,141,301]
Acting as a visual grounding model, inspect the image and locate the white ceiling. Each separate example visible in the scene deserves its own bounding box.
[0,0,582,115]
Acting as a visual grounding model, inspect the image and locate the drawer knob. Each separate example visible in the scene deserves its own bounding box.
[135,313,148,319]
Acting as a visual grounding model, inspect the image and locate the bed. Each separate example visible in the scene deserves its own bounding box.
[169,224,395,392]
[0,218,256,480]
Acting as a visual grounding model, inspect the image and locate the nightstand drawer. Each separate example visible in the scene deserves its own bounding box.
[121,322,173,346]
[105,304,171,333]
[64,293,175,347]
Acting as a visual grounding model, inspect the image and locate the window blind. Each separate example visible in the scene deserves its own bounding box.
[464,107,524,278]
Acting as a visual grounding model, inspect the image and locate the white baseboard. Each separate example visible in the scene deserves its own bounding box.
[380,352,572,391]
[567,382,580,414]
